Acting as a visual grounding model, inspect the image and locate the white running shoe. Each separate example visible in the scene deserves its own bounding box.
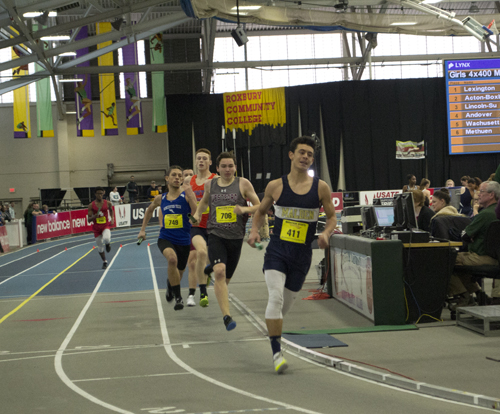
[273,352,288,374]
[187,295,196,307]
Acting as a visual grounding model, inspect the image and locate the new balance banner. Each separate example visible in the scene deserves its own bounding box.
[123,42,143,135]
[223,87,286,135]
[396,140,425,159]
[34,27,54,138]
[97,22,118,136]
[150,34,167,133]
[74,26,95,137]
[12,45,31,138]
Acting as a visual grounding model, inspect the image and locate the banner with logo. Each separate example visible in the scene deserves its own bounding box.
[223,87,286,135]
[123,42,143,135]
[35,208,116,241]
[396,140,425,159]
[74,26,95,137]
[359,190,403,205]
[114,204,131,227]
[130,203,160,226]
[0,227,10,253]
[12,45,31,138]
[150,33,167,133]
[332,248,374,321]
[97,22,118,136]
[34,27,54,138]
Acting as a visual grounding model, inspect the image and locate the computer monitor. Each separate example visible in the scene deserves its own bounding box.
[393,194,405,227]
[374,206,395,227]
[401,192,418,229]
[361,206,377,230]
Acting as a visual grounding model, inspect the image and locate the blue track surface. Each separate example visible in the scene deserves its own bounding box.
[0,227,190,300]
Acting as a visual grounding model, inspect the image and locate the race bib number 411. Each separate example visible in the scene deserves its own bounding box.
[216,206,236,223]
[280,220,308,244]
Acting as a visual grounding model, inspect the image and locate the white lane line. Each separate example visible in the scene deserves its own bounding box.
[0,250,66,287]
[53,245,135,414]
[147,245,324,414]
[73,372,191,382]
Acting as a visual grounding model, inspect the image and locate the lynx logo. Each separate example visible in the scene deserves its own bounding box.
[448,62,454,69]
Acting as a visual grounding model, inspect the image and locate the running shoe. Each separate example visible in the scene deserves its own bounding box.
[223,315,236,331]
[273,352,288,374]
[165,280,174,302]
[174,297,184,311]
[187,295,196,307]
[106,243,111,253]
[102,261,108,269]
[199,293,209,308]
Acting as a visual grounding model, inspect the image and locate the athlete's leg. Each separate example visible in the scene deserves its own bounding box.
[95,234,107,267]
[192,234,209,285]
[186,249,197,307]
[102,229,111,253]
[265,269,289,373]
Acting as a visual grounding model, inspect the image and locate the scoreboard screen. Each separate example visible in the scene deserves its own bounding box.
[445,58,500,155]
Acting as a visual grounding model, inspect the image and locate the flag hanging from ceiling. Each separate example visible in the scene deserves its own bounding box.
[150,33,167,133]
[34,26,54,137]
[97,22,118,136]
[12,45,31,138]
[122,42,143,135]
[74,26,94,137]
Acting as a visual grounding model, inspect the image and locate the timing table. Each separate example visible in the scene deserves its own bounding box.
[328,234,460,325]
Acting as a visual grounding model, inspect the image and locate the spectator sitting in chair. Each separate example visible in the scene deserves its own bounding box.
[410,189,435,232]
[431,189,462,219]
[450,180,500,309]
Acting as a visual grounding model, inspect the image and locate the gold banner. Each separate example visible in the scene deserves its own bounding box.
[223,87,286,135]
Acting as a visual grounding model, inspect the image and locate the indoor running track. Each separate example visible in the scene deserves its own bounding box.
[0,227,494,414]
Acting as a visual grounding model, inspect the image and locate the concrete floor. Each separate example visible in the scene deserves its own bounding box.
[0,229,499,413]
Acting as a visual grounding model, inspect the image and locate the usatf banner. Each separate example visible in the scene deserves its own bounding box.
[123,42,143,135]
[396,140,425,159]
[150,33,167,133]
[223,87,286,135]
[34,26,54,138]
[74,26,94,137]
[97,23,118,136]
[12,46,31,138]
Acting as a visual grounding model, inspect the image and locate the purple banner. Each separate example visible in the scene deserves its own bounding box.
[122,42,143,135]
[74,26,94,137]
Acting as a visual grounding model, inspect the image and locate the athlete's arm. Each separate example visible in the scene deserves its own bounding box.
[234,178,261,215]
[138,195,162,241]
[87,203,96,222]
[317,180,337,250]
[247,179,280,247]
[108,202,114,225]
[181,183,198,215]
[193,181,210,223]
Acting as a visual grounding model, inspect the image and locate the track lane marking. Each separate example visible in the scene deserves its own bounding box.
[0,248,93,324]
[53,245,135,414]
[147,245,324,414]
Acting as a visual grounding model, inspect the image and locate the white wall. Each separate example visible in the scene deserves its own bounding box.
[0,99,171,211]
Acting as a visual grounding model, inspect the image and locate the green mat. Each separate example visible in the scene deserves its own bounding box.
[283,325,418,335]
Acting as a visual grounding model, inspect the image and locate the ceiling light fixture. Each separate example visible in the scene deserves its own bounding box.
[41,35,70,40]
[231,5,261,10]
[59,78,83,82]
[23,11,57,18]
[390,21,418,26]
[58,52,76,56]
[469,2,479,13]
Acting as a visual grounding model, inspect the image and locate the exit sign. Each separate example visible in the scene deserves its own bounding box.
[9,188,15,193]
